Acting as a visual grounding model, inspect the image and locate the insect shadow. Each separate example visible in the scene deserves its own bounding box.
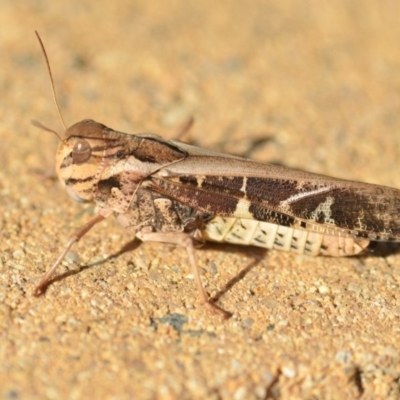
[363,241,400,258]
[38,239,400,298]
[200,242,267,303]
[38,240,142,292]
[38,239,266,304]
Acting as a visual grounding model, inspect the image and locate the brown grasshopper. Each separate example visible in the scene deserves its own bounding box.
[33,32,400,313]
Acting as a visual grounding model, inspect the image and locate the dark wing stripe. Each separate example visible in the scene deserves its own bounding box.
[149,174,400,241]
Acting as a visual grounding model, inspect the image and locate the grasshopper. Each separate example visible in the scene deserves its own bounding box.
[33,32,400,313]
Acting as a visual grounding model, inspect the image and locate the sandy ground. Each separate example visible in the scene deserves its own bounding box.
[1,1,400,399]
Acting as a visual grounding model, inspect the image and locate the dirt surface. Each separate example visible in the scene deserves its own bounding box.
[1,1,400,399]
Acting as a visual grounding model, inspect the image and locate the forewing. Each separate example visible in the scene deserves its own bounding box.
[149,146,400,241]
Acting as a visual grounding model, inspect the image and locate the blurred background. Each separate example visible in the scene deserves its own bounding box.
[1,1,400,398]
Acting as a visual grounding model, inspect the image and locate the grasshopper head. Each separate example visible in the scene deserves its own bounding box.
[56,119,114,203]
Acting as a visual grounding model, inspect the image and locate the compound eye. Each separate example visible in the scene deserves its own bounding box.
[72,139,91,164]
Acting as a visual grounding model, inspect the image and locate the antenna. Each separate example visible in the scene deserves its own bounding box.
[35,31,67,131]
[31,119,63,141]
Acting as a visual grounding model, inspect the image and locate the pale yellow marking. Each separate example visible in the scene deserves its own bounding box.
[203,217,369,256]
[291,229,308,254]
[251,222,278,249]
[240,176,247,194]
[233,199,256,219]
[304,232,324,256]
[224,219,259,245]
[286,185,333,203]
[309,196,335,225]
[274,225,294,252]
[204,217,236,242]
